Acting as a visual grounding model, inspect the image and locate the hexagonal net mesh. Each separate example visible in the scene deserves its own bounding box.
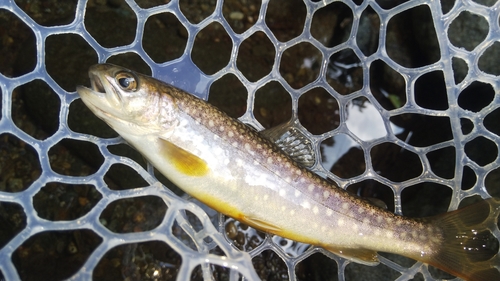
[0,0,499,280]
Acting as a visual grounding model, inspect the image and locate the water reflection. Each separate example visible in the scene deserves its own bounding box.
[321,98,403,175]
[156,60,212,100]
[347,98,385,141]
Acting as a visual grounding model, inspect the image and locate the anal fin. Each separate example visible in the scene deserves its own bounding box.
[239,215,283,235]
[324,246,380,266]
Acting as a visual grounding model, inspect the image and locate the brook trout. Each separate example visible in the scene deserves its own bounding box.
[77,64,500,281]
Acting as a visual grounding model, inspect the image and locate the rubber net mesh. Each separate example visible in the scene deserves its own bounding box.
[0,0,499,280]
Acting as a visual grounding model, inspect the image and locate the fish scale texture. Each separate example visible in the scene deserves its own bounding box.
[0,0,499,280]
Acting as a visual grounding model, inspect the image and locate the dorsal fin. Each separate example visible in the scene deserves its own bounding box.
[260,122,316,168]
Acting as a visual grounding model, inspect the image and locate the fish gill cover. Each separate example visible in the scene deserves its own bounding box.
[0,0,499,280]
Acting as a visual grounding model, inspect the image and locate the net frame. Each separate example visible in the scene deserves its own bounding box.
[0,0,499,280]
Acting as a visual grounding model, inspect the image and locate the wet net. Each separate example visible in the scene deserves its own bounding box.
[0,0,499,280]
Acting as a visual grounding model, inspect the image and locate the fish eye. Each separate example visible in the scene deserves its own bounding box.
[115,72,137,91]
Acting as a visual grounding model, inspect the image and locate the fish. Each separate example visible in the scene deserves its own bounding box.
[77,63,500,281]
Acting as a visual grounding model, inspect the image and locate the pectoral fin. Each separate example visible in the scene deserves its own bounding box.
[159,139,209,177]
[324,246,380,266]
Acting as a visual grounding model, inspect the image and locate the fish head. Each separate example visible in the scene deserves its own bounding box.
[77,63,178,137]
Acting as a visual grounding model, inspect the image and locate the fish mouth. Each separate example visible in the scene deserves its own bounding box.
[90,72,106,94]
[77,69,115,115]
[77,64,131,123]
[76,72,107,100]
[78,65,123,107]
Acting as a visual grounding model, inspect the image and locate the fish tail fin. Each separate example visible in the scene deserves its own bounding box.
[424,198,500,281]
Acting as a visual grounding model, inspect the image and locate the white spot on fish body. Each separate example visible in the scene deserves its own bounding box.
[342,203,349,210]
[208,120,214,127]
[285,177,291,183]
[308,184,315,192]
[267,157,273,164]
[430,236,440,243]
[376,216,383,224]
[323,191,330,199]
[374,229,381,236]
[263,194,269,201]
[213,147,222,155]
[385,231,394,238]
[358,207,364,214]
[279,189,286,197]
[236,159,243,167]
[219,126,225,131]
[326,209,333,216]
[228,131,234,137]
[244,143,254,155]
[312,206,319,214]
[294,190,301,197]
[337,218,345,226]
[301,201,311,209]
[232,141,238,147]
